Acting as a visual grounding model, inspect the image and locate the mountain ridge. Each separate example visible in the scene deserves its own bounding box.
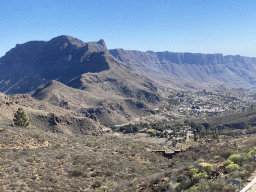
[109,48,256,88]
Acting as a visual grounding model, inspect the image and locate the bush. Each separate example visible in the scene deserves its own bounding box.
[92,180,102,188]
[225,163,239,173]
[173,182,182,192]
[72,166,87,176]
[220,150,233,159]
[244,163,254,172]
[149,130,156,137]
[189,166,199,177]
[239,170,248,179]
[214,155,221,159]
[208,180,223,191]
[100,186,108,192]
[229,154,241,164]
[191,171,208,183]
[223,159,233,166]
[187,179,237,192]
[13,107,30,128]
[202,164,214,174]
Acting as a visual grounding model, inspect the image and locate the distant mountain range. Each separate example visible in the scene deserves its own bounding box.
[1,35,256,125]
[109,49,256,89]
[1,35,256,96]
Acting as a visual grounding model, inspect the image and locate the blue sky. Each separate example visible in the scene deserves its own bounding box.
[0,0,255,58]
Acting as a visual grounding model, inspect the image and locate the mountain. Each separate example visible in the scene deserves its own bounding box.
[109,49,256,89]
[0,35,162,125]
[0,35,110,94]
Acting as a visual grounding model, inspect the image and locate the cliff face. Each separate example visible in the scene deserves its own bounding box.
[109,49,256,88]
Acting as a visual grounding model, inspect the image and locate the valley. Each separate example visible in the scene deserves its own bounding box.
[0,35,256,191]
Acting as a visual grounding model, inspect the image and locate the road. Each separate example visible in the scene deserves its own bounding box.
[240,170,256,192]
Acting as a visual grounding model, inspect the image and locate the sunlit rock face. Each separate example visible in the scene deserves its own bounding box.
[109,49,256,88]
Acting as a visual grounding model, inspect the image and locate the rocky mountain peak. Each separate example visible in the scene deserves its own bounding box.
[46,35,87,51]
[97,39,106,47]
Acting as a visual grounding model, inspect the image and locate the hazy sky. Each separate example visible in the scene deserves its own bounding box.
[0,0,255,58]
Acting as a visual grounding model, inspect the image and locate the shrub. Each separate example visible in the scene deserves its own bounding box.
[191,171,208,183]
[188,179,237,192]
[229,154,241,164]
[223,159,233,166]
[208,180,222,191]
[72,166,86,176]
[100,186,108,192]
[214,155,221,159]
[13,107,30,128]
[225,163,239,173]
[239,170,248,179]
[244,163,254,172]
[149,130,156,137]
[173,182,182,191]
[189,167,199,177]
[202,164,213,174]
[92,180,102,188]
[220,150,233,159]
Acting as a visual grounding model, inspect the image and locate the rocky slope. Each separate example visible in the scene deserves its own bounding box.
[0,35,162,126]
[0,35,109,94]
[0,91,105,135]
[109,49,256,89]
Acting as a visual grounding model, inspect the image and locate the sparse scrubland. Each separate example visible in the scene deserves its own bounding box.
[2,115,256,191]
[0,122,171,191]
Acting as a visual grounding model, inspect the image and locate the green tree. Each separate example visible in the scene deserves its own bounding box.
[13,107,30,129]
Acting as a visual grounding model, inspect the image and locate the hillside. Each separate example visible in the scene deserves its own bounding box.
[0,124,169,191]
[196,109,256,130]
[0,35,163,125]
[109,49,256,89]
[32,78,160,125]
[0,91,106,135]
